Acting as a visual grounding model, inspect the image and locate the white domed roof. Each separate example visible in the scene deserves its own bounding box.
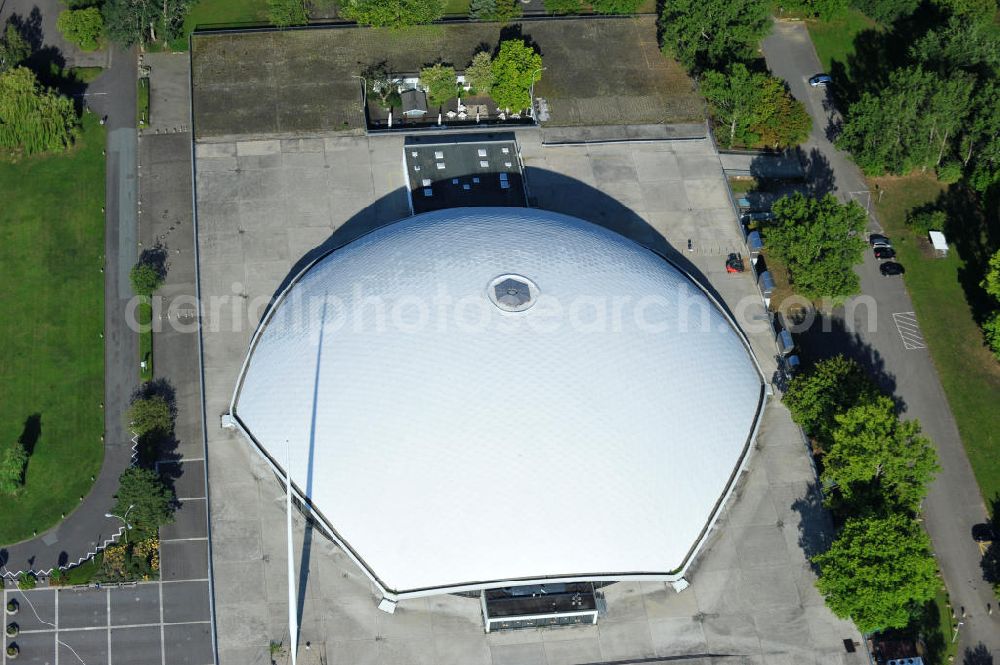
[231,207,765,597]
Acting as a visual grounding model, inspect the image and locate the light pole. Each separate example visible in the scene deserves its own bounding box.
[528,67,546,119]
[105,504,135,544]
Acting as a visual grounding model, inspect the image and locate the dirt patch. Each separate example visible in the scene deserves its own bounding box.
[190,17,702,139]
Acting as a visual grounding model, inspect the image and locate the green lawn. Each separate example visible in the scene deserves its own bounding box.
[138,297,153,382]
[68,67,104,84]
[0,113,106,545]
[169,0,271,49]
[872,174,1000,506]
[807,8,877,73]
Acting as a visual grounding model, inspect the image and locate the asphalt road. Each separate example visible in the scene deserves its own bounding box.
[763,20,1000,657]
[0,0,139,574]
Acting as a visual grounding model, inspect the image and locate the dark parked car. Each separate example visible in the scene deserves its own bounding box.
[874,246,896,260]
[880,262,905,276]
[972,523,997,543]
[725,253,745,273]
[869,234,892,248]
[809,74,832,87]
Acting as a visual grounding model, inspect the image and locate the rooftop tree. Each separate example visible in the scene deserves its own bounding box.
[342,0,442,27]
[490,39,542,112]
[658,0,770,73]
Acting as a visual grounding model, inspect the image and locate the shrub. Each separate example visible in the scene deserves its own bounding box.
[112,467,176,541]
[0,443,28,495]
[129,262,163,296]
[906,208,947,236]
[17,572,36,590]
[56,8,104,51]
[342,0,443,27]
[984,311,1000,361]
[48,568,66,586]
[936,161,963,184]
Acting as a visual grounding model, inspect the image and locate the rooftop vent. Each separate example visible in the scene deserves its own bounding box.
[488,274,537,312]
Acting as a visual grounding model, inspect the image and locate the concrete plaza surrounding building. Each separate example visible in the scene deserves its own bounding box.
[191,130,868,664]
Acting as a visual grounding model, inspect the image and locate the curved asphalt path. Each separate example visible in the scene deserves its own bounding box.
[0,0,138,575]
[763,19,1000,658]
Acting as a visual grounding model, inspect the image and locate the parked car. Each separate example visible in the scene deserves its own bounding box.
[725,253,745,273]
[809,74,832,87]
[880,262,905,276]
[874,246,896,260]
[972,523,997,543]
[869,233,892,248]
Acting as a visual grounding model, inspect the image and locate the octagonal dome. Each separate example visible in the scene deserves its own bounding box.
[230,207,765,599]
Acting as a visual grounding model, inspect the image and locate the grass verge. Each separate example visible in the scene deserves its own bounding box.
[169,0,272,49]
[137,77,150,127]
[872,173,1000,505]
[0,113,105,545]
[138,296,153,381]
[69,66,104,84]
[60,553,104,585]
[806,8,877,74]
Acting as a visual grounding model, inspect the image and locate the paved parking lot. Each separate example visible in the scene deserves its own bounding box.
[192,130,866,664]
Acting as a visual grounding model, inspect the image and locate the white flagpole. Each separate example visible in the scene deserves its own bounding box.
[286,441,298,665]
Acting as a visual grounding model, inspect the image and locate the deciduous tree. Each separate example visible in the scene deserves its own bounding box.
[783,355,880,448]
[490,39,542,112]
[813,513,938,633]
[542,0,582,12]
[130,262,164,296]
[767,193,868,300]
[591,0,642,13]
[464,51,494,95]
[983,249,1000,301]
[112,467,176,540]
[419,63,458,107]
[658,0,770,72]
[0,24,31,73]
[823,395,939,512]
[701,63,811,149]
[57,8,105,51]
[362,62,401,108]
[126,395,173,436]
[0,67,78,156]
[850,0,919,23]
[342,0,443,27]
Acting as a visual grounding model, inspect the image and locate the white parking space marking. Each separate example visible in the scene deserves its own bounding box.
[892,312,927,350]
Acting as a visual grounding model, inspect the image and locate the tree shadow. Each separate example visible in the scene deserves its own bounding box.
[801,147,836,197]
[980,493,999,589]
[17,413,41,457]
[791,481,834,571]
[964,644,994,665]
[6,8,42,52]
[139,244,170,281]
[131,379,180,470]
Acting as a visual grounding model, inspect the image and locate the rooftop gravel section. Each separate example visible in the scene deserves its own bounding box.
[190,17,703,139]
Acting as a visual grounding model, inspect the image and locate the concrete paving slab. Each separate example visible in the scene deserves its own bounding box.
[110,625,162,665]
[160,460,207,500]
[161,498,209,541]
[213,560,266,607]
[162,580,212,624]
[543,637,603,665]
[434,636,492,665]
[325,639,380,665]
[160,539,209,581]
[490,642,548,665]
[8,589,55,631]
[164,621,215,665]
[648,617,707,657]
[59,626,109,663]
[56,587,106,629]
[5,629,56,665]
[597,620,655,660]
[110,583,161,626]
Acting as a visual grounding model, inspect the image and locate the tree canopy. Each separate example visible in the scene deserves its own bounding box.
[822,395,939,512]
[126,395,173,436]
[658,0,771,72]
[112,467,176,540]
[701,63,811,149]
[766,193,868,300]
[983,249,1000,301]
[57,8,105,51]
[0,67,79,156]
[130,261,164,296]
[591,0,642,13]
[103,0,190,47]
[813,513,938,633]
[342,0,442,27]
[0,23,31,73]
[419,63,458,107]
[465,51,494,95]
[784,355,880,448]
[490,39,543,112]
[850,0,919,23]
